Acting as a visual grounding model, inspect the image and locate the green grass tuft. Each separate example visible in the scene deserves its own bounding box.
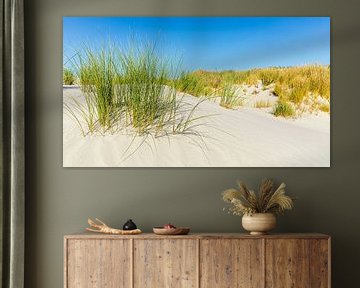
[273,101,295,117]
[218,84,242,109]
[174,71,206,97]
[63,68,76,85]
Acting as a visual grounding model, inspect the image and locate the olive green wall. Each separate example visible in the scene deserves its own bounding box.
[24,0,360,287]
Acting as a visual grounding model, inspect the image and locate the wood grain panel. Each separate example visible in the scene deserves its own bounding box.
[310,239,330,288]
[265,239,310,288]
[200,239,264,288]
[66,239,131,288]
[133,239,197,288]
[64,234,330,288]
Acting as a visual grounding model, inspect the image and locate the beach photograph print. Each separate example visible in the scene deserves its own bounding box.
[63,17,330,167]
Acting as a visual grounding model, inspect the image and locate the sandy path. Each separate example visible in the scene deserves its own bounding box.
[63,86,330,167]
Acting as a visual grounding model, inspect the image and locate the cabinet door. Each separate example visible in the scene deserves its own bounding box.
[200,239,264,288]
[66,239,131,288]
[309,239,330,288]
[134,239,198,288]
[266,239,319,288]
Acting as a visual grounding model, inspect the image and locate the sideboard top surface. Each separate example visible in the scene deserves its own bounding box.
[64,232,330,240]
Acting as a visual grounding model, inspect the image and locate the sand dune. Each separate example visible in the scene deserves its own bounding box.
[63,86,330,167]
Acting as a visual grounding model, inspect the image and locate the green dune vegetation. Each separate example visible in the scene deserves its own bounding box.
[63,68,76,85]
[64,40,330,137]
[64,42,207,137]
[174,65,330,117]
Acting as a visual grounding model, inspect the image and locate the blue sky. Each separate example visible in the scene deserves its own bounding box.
[63,17,330,71]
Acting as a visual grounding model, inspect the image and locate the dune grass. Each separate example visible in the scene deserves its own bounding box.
[319,103,330,113]
[174,65,330,114]
[254,100,272,108]
[63,68,76,85]
[65,40,329,126]
[218,84,243,109]
[175,71,243,109]
[77,45,119,129]
[64,40,207,137]
[273,101,295,117]
[117,43,178,134]
[174,72,207,97]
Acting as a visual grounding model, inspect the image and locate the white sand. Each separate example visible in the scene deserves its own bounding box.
[63,86,330,167]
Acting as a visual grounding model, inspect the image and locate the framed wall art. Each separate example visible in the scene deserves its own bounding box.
[63,16,330,167]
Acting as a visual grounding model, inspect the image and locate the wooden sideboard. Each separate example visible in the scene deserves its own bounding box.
[64,233,330,288]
